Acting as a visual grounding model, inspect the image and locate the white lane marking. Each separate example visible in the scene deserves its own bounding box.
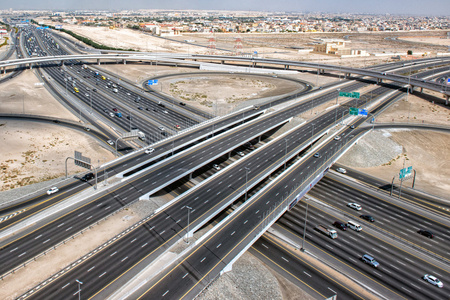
[303,271,311,277]
[88,266,95,272]
[65,227,72,231]
[35,235,42,240]
[43,239,51,244]
[99,272,106,278]
[141,243,148,248]
[162,290,169,297]
[281,257,289,262]
[183,273,189,279]
[110,251,117,257]
[62,282,70,289]
[328,287,336,294]
[18,252,26,257]
[121,257,128,262]
[10,247,18,252]
[200,257,206,263]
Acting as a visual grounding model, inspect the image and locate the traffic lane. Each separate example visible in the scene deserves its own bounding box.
[250,236,363,300]
[308,178,450,257]
[1,108,286,274]
[20,105,326,296]
[318,175,450,238]
[279,204,450,300]
[309,177,447,235]
[28,221,176,300]
[331,163,450,212]
[22,72,410,296]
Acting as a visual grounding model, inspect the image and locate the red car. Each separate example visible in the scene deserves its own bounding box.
[174,124,181,129]
[112,108,118,112]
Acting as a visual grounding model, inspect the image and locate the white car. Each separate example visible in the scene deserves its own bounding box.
[423,274,443,288]
[347,203,362,211]
[145,148,155,154]
[107,140,114,146]
[237,151,245,157]
[334,136,341,141]
[47,187,59,195]
[212,164,221,170]
[336,167,347,174]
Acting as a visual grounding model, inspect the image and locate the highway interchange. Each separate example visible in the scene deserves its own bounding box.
[0,24,449,300]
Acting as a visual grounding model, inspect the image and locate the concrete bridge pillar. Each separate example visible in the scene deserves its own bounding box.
[97,59,100,65]
[29,63,32,69]
[2,67,5,74]
[410,85,414,94]
[253,62,256,67]
[445,95,449,106]
[123,59,126,65]
[221,60,224,64]
[420,87,423,93]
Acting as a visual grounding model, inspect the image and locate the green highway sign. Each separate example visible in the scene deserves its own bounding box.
[349,107,359,115]
[399,166,413,179]
[339,91,360,99]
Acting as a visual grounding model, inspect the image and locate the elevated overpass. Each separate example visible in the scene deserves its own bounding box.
[1,53,449,98]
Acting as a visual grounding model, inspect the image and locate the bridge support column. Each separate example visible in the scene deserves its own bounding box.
[123,59,126,65]
[410,85,414,94]
[2,67,5,74]
[60,60,64,66]
[189,172,193,180]
[97,59,100,65]
[253,62,256,67]
[446,95,449,106]
[29,63,32,69]
[420,87,423,93]
[377,78,382,84]
[221,60,224,64]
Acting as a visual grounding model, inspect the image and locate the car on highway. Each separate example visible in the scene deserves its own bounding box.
[161,131,168,136]
[47,187,59,195]
[112,108,118,112]
[146,107,151,111]
[336,167,347,174]
[107,140,114,145]
[418,229,434,239]
[81,173,95,182]
[350,125,355,129]
[159,126,165,131]
[423,274,443,288]
[174,125,181,129]
[109,112,114,118]
[126,93,131,96]
[163,110,168,114]
[313,153,320,158]
[237,151,245,157]
[102,108,108,113]
[347,203,362,210]
[362,254,379,268]
[83,127,90,132]
[180,102,186,106]
[360,215,375,222]
[212,164,221,170]
[333,221,347,231]
[138,107,144,110]
[145,148,155,154]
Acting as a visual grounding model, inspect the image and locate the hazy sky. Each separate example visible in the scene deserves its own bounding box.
[2,0,449,16]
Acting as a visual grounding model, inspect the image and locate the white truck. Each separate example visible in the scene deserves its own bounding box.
[316,224,338,239]
[112,88,118,93]
[137,131,146,141]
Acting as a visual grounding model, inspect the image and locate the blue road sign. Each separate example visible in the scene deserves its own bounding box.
[358,109,368,117]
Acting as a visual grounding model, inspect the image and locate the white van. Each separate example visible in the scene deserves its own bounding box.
[347,221,362,232]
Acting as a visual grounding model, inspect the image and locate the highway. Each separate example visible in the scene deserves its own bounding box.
[5,24,450,299]
[16,65,424,298]
[250,235,366,300]
[306,174,450,261]
[134,118,449,300]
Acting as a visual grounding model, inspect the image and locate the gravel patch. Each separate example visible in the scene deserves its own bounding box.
[338,130,403,168]
[197,252,283,300]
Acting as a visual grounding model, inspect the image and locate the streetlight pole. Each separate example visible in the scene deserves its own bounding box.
[284,139,288,170]
[89,93,92,114]
[75,279,83,300]
[336,88,340,104]
[300,202,308,252]
[310,123,315,151]
[244,167,250,202]
[185,206,192,244]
